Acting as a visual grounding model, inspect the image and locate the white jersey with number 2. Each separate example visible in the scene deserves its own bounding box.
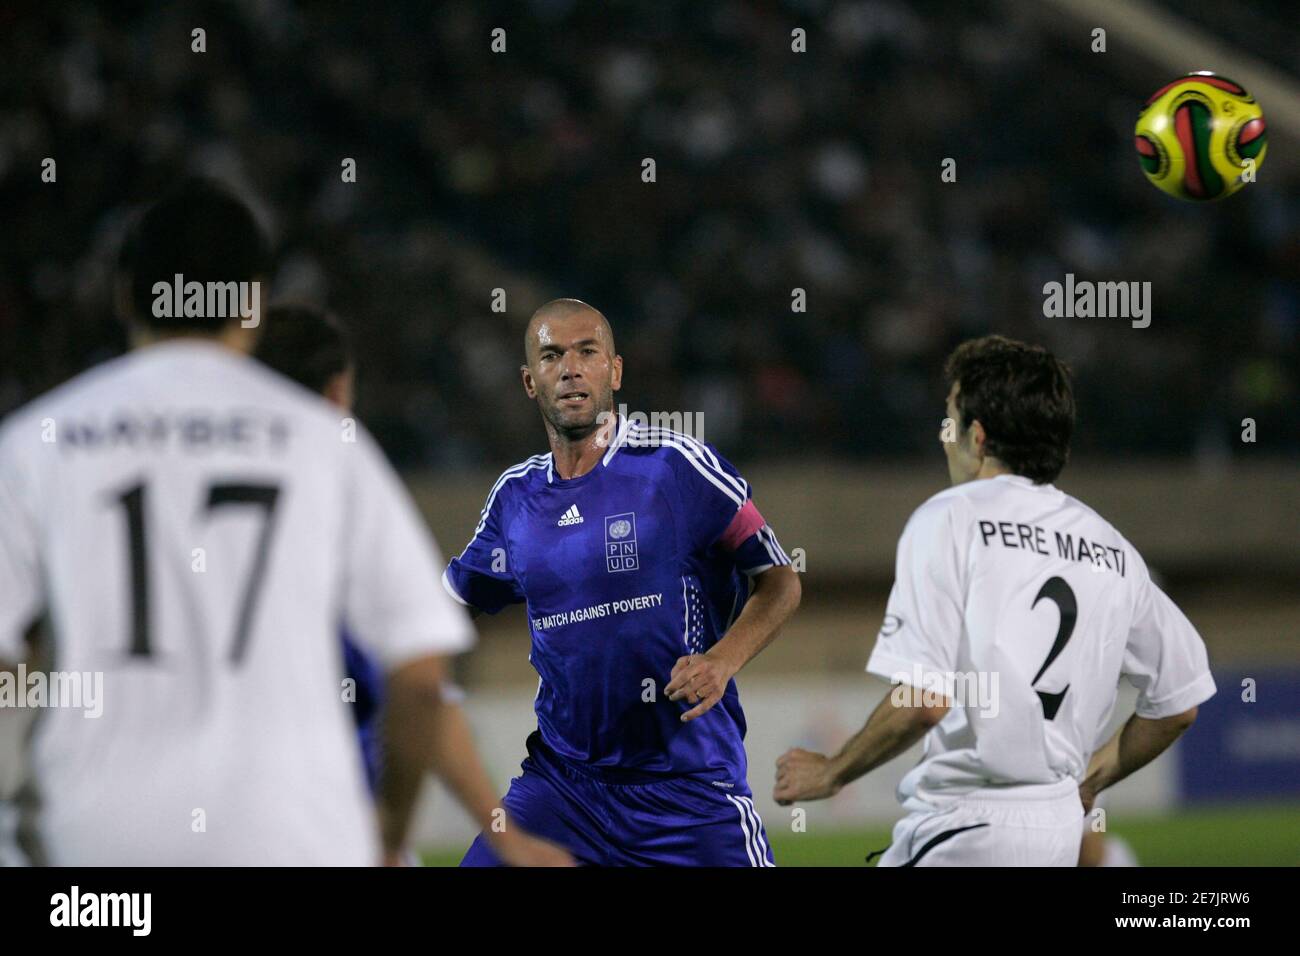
[867,473,1216,811]
[0,340,473,865]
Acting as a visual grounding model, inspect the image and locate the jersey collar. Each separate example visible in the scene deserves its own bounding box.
[992,473,1057,492]
[545,413,627,485]
[600,412,631,466]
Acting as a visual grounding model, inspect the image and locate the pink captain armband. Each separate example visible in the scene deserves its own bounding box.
[717,499,766,551]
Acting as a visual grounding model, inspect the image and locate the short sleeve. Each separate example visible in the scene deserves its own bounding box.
[720,500,792,576]
[342,430,475,670]
[866,497,965,687]
[668,438,790,574]
[0,421,44,662]
[1122,556,1216,718]
[443,473,526,614]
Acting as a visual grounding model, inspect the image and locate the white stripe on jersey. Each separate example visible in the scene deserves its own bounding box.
[464,454,550,549]
[726,794,759,867]
[739,525,792,576]
[760,525,790,564]
[739,796,774,866]
[632,424,750,501]
[681,576,689,653]
[601,414,633,466]
[645,434,747,510]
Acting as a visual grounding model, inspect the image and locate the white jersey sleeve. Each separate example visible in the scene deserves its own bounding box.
[866,497,966,687]
[0,423,43,662]
[1121,554,1216,718]
[342,429,475,670]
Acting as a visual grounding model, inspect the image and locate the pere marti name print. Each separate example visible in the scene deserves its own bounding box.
[976,520,1127,577]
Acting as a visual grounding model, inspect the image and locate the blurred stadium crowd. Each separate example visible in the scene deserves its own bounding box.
[2,0,1297,468]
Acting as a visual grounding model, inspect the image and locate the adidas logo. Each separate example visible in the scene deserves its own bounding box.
[557,504,584,527]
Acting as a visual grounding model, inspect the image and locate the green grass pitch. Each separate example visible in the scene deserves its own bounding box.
[420,802,1300,866]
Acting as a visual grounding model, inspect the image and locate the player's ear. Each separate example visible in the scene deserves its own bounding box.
[611,353,623,391]
[969,419,987,457]
[521,364,537,399]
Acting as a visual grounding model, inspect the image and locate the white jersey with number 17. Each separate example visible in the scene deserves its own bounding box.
[866,473,1215,810]
[0,340,473,865]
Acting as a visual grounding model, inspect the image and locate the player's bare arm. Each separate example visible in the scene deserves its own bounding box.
[666,564,801,723]
[425,692,574,867]
[378,649,575,868]
[377,654,454,863]
[773,688,950,805]
[1078,706,1199,813]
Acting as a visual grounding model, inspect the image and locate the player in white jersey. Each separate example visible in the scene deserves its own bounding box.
[0,180,570,866]
[774,335,1215,866]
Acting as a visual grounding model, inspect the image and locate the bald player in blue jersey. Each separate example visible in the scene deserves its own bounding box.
[445,299,802,866]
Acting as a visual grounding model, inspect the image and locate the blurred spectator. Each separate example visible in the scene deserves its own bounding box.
[1,0,1296,467]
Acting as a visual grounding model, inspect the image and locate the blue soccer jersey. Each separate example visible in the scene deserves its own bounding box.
[341,630,384,794]
[443,416,790,786]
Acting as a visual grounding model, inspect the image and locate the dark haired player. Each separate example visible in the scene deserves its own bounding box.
[446,298,802,866]
[253,303,554,868]
[254,305,377,790]
[774,335,1214,866]
[0,182,567,866]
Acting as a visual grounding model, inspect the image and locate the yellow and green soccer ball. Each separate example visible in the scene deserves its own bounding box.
[1135,72,1267,201]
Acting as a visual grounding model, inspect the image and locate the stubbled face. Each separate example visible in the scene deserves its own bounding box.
[522,310,622,437]
[942,381,983,486]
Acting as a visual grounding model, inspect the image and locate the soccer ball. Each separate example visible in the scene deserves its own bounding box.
[1134,72,1267,201]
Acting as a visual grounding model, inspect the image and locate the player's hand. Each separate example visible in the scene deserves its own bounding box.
[773,747,840,805]
[665,651,736,722]
[491,829,577,867]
